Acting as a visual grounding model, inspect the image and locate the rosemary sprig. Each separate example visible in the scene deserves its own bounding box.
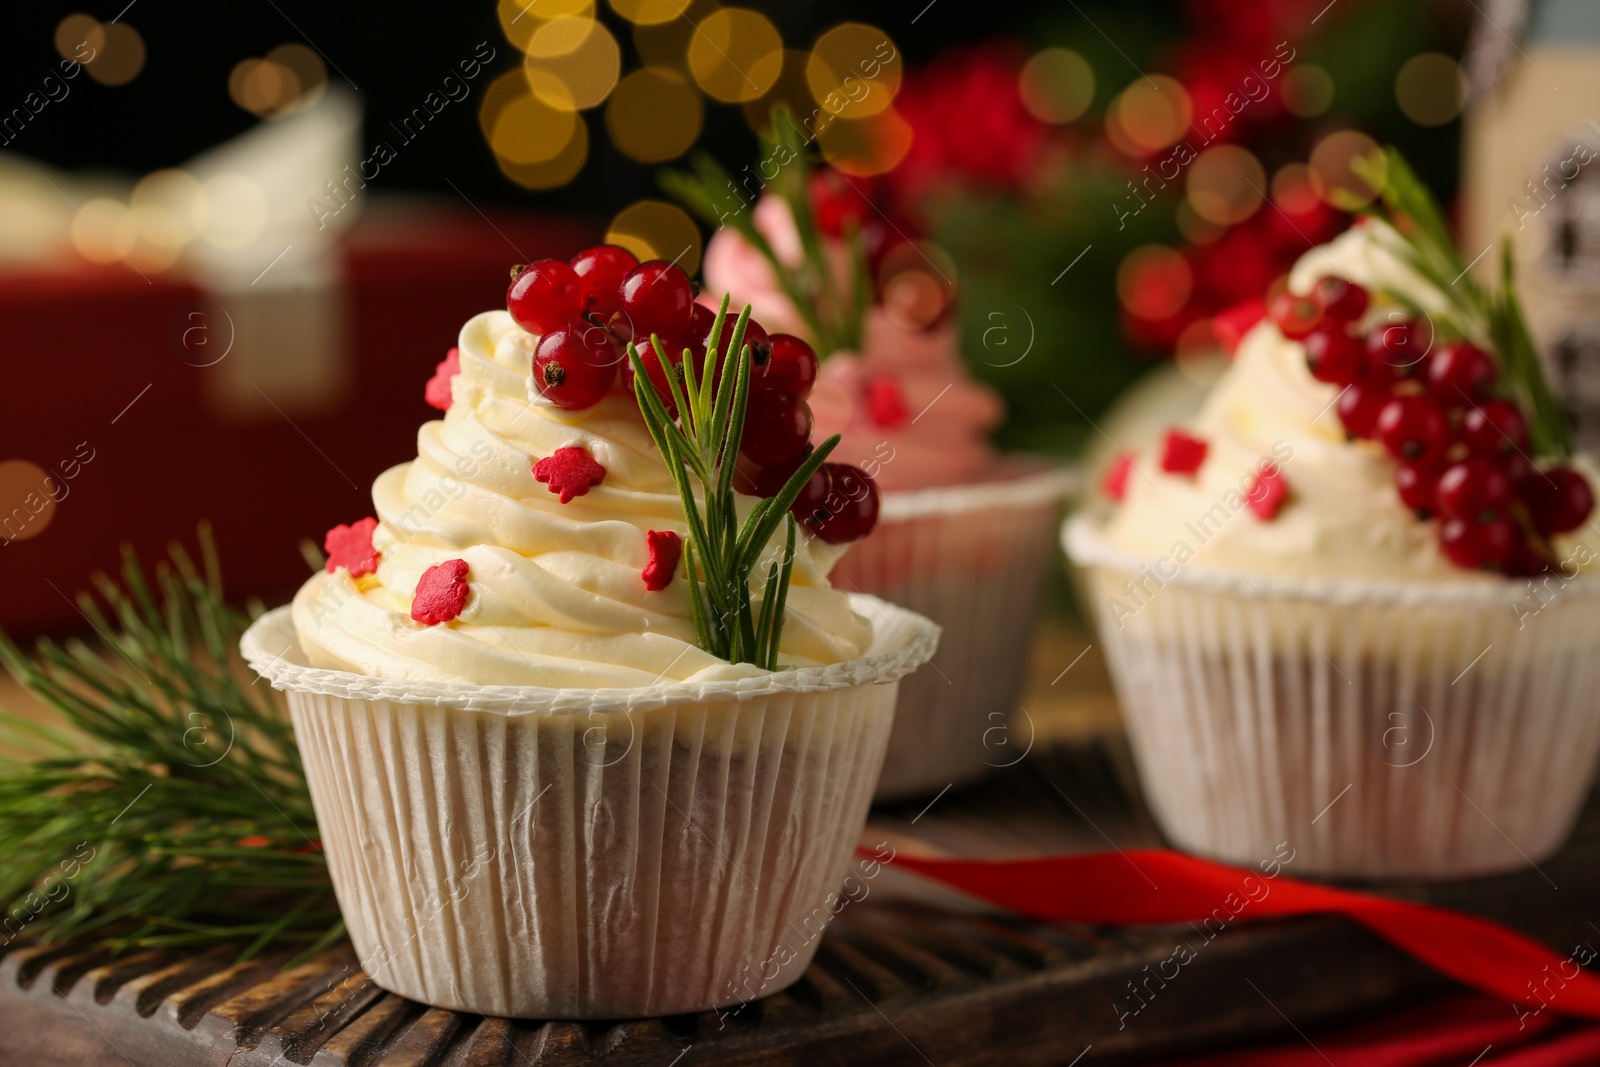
[0,529,339,961]
[1355,147,1572,458]
[660,107,868,356]
[627,293,838,669]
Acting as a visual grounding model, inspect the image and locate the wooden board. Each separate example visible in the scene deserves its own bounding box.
[3,738,1596,1066]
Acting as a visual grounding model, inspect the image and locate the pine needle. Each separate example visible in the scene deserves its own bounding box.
[0,528,338,959]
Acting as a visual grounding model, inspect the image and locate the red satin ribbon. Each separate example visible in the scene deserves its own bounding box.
[873,847,1600,1020]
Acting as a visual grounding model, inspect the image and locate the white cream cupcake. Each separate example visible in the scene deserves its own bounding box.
[1068,215,1600,878]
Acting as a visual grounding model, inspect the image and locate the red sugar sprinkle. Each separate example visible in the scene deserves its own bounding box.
[1160,429,1209,476]
[1212,298,1267,357]
[424,347,461,411]
[1102,453,1136,502]
[412,559,470,625]
[324,517,381,577]
[533,446,607,503]
[1246,463,1289,521]
[865,376,909,429]
[642,530,682,592]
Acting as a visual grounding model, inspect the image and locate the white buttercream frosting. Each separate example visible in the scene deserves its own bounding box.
[1104,220,1594,583]
[293,310,871,687]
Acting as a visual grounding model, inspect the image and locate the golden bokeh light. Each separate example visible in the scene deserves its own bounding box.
[1309,129,1386,210]
[524,16,621,110]
[84,22,145,87]
[743,49,815,138]
[1281,64,1334,118]
[130,168,202,249]
[606,200,702,275]
[1110,75,1191,153]
[497,112,590,189]
[1186,145,1266,225]
[609,0,689,25]
[267,43,328,112]
[606,68,703,162]
[1116,245,1192,320]
[688,8,783,103]
[806,23,901,119]
[1272,162,1321,216]
[195,174,267,249]
[1019,48,1095,124]
[817,108,913,176]
[633,0,716,75]
[479,70,530,140]
[1175,200,1225,246]
[230,58,298,118]
[54,15,103,63]
[70,197,132,265]
[1395,52,1467,127]
[491,92,582,165]
[0,462,57,543]
[498,0,594,53]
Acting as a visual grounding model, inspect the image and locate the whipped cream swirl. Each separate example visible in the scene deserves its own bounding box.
[293,311,872,687]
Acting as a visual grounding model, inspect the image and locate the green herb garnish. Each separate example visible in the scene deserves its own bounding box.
[1356,147,1571,458]
[627,294,838,669]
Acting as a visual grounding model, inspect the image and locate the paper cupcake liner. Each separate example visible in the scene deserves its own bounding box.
[1065,515,1600,878]
[829,463,1076,800]
[241,594,939,1019]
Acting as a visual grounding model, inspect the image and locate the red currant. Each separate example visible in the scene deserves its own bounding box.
[569,245,637,318]
[1268,289,1323,340]
[757,333,820,397]
[1337,380,1391,439]
[1376,395,1450,465]
[750,446,816,498]
[1461,399,1530,458]
[1521,466,1594,535]
[619,260,695,338]
[1439,515,1516,570]
[1312,276,1370,324]
[740,391,813,467]
[508,260,583,335]
[1502,540,1553,577]
[622,339,683,417]
[1365,319,1429,380]
[1303,327,1366,385]
[807,463,880,543]
[1426,341,1497,404]
[787,461,832,526]
[1435,459,1511,523]
[699,313,771,389]
[1394,461,1441,517]
[532,321,618,409]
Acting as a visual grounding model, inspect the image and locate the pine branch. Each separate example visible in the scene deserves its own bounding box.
[0,528,339,961]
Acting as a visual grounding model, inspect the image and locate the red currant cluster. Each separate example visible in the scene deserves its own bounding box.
[1271,277,1594,575]
[505,246,879,544]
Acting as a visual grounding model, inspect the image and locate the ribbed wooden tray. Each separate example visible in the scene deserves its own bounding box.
[5,741,1595,1066]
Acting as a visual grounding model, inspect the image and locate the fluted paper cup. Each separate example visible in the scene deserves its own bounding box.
[829,462,1075,800]
[1065,515,1600,878]
[241,594,938,1018]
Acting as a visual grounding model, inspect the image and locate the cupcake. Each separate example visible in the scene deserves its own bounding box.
[242,250,938,1018]
[695,166,1073,800]
[1066,155,1600,878]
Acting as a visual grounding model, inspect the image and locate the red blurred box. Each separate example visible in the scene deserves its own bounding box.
[0,201,596,634]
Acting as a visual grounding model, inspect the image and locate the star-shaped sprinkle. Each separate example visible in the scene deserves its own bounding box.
[1102,453,1136,502]
[1160,428,1208,476]
[424,347,461,411]
[411,559,470,625]
[642,530,682,592]
[1246,464,1289,521]
[865,376,909,429]
[533,446,607,503]
[324,517,381,577]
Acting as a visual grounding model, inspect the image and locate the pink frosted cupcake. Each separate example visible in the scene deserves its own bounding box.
[695,172,1072,800]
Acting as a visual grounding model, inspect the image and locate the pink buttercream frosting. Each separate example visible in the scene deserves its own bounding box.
[703,197,1002,492]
